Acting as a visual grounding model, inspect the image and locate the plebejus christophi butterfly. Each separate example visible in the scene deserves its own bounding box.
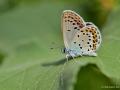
[62,10,102,59]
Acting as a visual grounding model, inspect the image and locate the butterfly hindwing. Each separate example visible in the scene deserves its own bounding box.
[85,22,102,50]
[72,24,101,56]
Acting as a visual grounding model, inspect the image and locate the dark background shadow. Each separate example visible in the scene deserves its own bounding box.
[0,52,6,66]
[41,57,73,67]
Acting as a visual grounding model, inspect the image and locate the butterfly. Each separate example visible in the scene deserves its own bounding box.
[62,10,102,59]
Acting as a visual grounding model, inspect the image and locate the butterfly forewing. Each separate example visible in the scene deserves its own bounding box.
[62,10,85,50]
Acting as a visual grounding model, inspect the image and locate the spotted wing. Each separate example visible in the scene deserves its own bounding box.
[72,24,101,56]
[62,10,86,50]
[85,23,101,50]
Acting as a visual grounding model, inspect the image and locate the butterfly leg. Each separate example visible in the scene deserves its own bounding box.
[66,53,75,61]
[66,54,70,61]
[72,56,78,63]
[71,54,76,59]
[70,53,77,61]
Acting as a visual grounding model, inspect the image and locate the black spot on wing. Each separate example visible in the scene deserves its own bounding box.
[74,27,77,29]
[67,30,71,31]
[73,23,75,25]
[89,39,91,41]
[89,45,92,48]
[80,47,82,49]
[83,33,85,35]
[74,42,76,44]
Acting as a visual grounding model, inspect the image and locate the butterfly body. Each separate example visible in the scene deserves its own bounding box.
[62,10,101,58]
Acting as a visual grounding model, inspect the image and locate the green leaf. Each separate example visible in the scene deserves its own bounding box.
[74,64,115,90]
[0,1,120,90]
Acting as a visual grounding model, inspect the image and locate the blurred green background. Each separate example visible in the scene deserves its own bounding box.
[0,0,120,90]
